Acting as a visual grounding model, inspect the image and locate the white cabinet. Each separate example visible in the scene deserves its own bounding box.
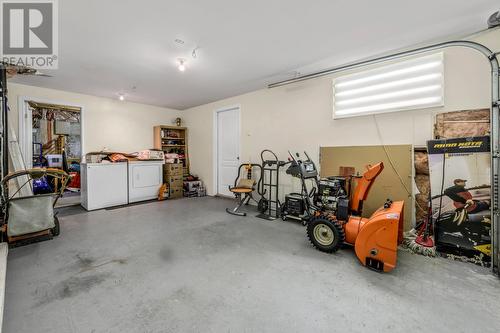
[81,162,128,210]
[128,161,164,203]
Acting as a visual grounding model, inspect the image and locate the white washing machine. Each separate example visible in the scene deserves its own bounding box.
[81,162,128,210]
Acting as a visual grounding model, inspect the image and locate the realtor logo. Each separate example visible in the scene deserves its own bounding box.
[1,0,58,69]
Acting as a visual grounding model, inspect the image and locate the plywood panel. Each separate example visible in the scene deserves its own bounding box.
[320,145,413,230]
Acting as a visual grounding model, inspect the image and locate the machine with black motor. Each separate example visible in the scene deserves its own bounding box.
[281,151,405,273]
[281,151,315,223]
[316,177,350,213]
[281,151,350,223]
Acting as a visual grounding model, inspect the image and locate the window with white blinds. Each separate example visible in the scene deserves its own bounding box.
[333,53,444,119]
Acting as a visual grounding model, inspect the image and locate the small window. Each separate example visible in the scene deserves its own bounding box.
[333,53,444,119]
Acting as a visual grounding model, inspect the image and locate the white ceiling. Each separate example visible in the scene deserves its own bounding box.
[11,0,499,110]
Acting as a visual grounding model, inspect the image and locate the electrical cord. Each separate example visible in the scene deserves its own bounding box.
[372,115,426,212]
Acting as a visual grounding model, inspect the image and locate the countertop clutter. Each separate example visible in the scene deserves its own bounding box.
[81,149,166,210]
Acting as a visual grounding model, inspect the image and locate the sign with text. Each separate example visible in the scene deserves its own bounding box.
[1,0,58,69]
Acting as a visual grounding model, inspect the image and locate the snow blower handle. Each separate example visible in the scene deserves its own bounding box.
[303,151,317,170]
[303,151,311,160]
[288,150,299,163]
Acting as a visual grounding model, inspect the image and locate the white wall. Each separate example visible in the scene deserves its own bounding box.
[7,83,180,154]
[184,28,500,197]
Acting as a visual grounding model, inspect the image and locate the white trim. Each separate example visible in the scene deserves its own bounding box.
[213,104,241,196]
[18,96,85,168]
[0,243,7,333]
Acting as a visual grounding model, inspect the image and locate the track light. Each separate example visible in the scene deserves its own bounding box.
[488,10,500,28]
[192,47,199,59]
[178,59,186,72]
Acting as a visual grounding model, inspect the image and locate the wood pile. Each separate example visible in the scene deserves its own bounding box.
[434,109,490,139]
[414,150,430,223]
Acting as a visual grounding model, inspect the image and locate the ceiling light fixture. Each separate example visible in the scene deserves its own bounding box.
[118,93,125,101]
[488,10,500,28]
[178,58,186,72]
[192,47,199,59]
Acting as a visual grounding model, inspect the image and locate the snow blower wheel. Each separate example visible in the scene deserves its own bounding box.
[307,215,345,253]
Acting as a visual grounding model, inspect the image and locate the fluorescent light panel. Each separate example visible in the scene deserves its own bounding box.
[333,53,444,118]
[335,85,442,107]
[335,97,443,117]
[335,73,442,98]
[335,61,441,89]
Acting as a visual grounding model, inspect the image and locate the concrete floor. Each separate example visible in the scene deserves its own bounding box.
[4,197,500,333]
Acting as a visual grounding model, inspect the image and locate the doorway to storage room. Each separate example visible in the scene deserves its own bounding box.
[28,101,82,207]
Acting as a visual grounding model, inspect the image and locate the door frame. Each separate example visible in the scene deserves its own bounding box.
[18,96,85,168]
[213,105,241,197]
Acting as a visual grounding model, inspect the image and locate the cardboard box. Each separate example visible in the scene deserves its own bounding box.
[169,186,183,199]
[46,154,63,168]
[169,175,183,188]
[184,180,202,192]
[164,163,183,176]
[137,150,164,160]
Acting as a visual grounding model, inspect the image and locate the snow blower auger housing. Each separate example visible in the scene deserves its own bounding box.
[282,152,404,272]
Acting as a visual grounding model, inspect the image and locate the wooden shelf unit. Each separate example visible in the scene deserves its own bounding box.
[154,125,189,176]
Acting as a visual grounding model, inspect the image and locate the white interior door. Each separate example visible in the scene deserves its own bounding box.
[217,107,240,197]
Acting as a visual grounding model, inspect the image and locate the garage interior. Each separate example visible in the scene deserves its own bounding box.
[1,1,500,332]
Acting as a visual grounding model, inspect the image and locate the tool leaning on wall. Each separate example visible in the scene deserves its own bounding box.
[0,168,69,247]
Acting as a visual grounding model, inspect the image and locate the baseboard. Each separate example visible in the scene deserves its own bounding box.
[214,194,233,199]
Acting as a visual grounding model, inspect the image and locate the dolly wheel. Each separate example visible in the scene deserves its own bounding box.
[258,198,268,213]
[52,216,60,237]
[307,215,345,253]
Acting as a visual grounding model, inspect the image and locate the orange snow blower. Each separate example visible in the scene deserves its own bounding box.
[281,152,404,272]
